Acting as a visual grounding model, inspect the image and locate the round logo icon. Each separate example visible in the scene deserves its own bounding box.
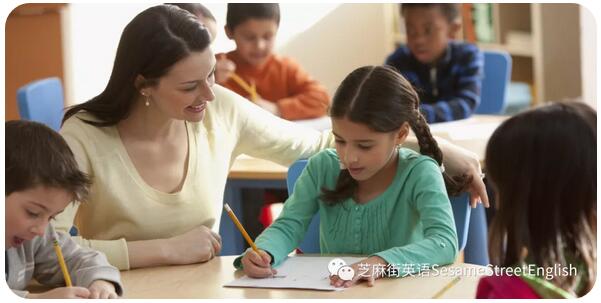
[337,265,355,281]
[327,258,347,276]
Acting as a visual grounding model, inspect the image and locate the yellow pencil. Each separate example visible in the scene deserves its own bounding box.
[229,73,259,102]
[50,225,72,287]
[223,203,259,253]
[431,276,461,299]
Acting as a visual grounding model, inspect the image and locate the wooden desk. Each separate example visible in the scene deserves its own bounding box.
[228,155,287,180]
[119,256,488,298]
[429,115,508,163]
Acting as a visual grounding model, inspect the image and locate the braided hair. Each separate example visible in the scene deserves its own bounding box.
[321,65,470,204]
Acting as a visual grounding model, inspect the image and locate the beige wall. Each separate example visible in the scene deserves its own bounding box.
[580,5,597,108]
[277,3,395,96]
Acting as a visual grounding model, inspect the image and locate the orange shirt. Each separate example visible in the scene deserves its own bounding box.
[217,51,330,120]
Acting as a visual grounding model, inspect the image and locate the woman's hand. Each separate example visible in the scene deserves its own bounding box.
[165,225,222,265]
[330,256,388,288]
[88,280,118,299]
[27,287,90,299]
[436,137,490,208]
[241,249,277,278]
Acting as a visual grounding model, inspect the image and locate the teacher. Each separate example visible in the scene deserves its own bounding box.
[55,5,488,270]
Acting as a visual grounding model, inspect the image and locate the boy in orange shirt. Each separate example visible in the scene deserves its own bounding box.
[216,3,329,120]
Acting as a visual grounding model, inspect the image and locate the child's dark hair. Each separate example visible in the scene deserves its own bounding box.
[6,120,91,202]
[226,3,280,31]
[321,65,471,204]
[400,3,460,23]
[166,3,215,21]
[486,102,596,296]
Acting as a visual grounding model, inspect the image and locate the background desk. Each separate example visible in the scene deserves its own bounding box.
[219,115,508,255]
[119,256,488,298]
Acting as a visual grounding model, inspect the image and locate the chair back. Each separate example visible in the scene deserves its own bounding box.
[17,77,64,131]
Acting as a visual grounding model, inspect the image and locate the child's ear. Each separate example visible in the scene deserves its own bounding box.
[448,21,461,39]
[224,25,233,40]
[396,122,410,145]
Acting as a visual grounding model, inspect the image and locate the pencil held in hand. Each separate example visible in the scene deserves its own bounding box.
[52,239,73,287]
[223,203,259,252]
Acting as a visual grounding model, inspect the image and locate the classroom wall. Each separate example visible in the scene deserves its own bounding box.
[278,3,395,96]
[580,5,597,109]
[65,3,393,104]
[32,3,599,109]
[5,4,66,120]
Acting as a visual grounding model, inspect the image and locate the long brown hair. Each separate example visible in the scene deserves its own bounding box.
[62,5,211,126]
[321,65,470,204]
[486,102,596,296]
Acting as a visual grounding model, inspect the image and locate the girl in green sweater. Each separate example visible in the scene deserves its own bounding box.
[238,65,471,287]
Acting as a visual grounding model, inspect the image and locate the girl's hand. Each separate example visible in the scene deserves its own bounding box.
[27,287,90,299]
[165,225,222,265]
[88,280,118,299]
[241,249,277,278]
[330,256,388,288]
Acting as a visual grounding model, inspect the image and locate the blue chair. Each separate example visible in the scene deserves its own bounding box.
[464,204,489,265]
[449,192,471,251]
[17,77,65,131]
[286,159,472,253]
[476,51,512,115]
[287,159,321,253]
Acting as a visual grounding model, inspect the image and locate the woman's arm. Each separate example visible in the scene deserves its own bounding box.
[212,85,332,166]
[127,225,221,269]
[404,136,489,208]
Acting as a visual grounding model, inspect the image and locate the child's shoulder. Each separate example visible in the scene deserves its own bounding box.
[448,41,482,60]
[387,44,413,61]
[398,148,441,173]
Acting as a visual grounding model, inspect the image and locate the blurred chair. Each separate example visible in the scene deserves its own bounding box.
[285,159,473,253]
[464,204,490,266]
[17,77,64,131]
[476,51,512,115]
[449,192,472,252]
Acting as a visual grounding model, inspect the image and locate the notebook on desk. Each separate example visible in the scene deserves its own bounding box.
[224,256,364,291]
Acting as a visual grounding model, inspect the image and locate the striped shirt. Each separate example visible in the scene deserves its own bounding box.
[385,41,484,123]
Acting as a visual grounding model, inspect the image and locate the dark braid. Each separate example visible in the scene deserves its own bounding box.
[321,65,471,204]
[408,110,471,196]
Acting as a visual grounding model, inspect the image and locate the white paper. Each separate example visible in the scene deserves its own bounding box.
[224,256,364,291]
